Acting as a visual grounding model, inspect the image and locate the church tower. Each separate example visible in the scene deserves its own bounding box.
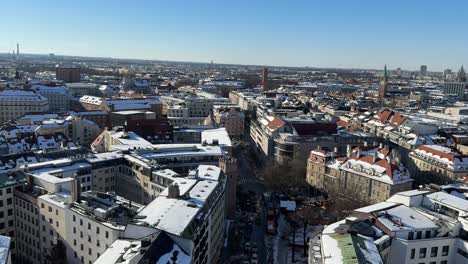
[378,65,388,99]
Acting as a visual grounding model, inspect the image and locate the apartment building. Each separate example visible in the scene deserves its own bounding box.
[67,83,101,97]
[250,113,288,157]
[212,106,245,138]
[55,67,80,83]
[0,172,26,263]
[76,96,163,118]
[31,83,70,112]
[0,89,49,123]
[15,163,226,264]
[306,145,413,203]
[313,186,468,264]
[409,144,468,182]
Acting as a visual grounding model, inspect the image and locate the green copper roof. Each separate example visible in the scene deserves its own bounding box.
[328,233,360,264]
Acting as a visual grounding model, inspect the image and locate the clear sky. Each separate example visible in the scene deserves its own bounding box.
[1,0,467,71]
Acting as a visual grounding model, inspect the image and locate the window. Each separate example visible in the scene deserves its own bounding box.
[431,247,438,257]
[105,231,109,238]
[442,246,449,256]
[80,219,83,226]
[88,223,91,230]
[416,231,422,239]
[6,198,11,205]
[420,248,427,258]
[408,231,414,240]
[88,248,92,255]
[73,227,76,234]
[410,249,415,259]
[73,215,76,222]
[441,261,447,264]
[96,227,100,234]
[425,230,431,238]
[48,206,52,213]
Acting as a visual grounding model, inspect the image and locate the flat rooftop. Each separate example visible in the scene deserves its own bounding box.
[137,166,222,236]
[377,205,438,232]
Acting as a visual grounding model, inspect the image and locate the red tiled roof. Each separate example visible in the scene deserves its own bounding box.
[264,114,285,131]
[349,154,393,177]
[336,120,348,128]
[374,110,393,123]
[379,148,390,157]
[390,112,407,126]
[416,145,455,162]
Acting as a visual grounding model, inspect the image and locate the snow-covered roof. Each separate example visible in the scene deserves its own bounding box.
[414,145,468,171]
[137,165,223,236]
[425,191,468,212]
[0,89,47,102]
[139,144,223,160]
[341,155,412,185]
[31,84,68,95]
[377,205,439,231]
[201,128,232,147]
[355,202,398,213]
[79,95,102,105]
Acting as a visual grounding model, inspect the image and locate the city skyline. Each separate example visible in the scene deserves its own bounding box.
[1,0,468,71]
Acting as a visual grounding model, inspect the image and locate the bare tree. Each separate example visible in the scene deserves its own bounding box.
[261,160,307,194]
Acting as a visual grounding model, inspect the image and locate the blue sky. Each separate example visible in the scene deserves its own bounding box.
[1,0,467,71]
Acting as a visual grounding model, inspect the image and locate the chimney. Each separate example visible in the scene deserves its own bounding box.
[357,149,361,158]
[333,146,339,154]
[373,151,378,162]
[363,141,368,147]
[379,142,383,149]
[346,145,352,158]
[168,183,180,199]
[386,155,391,164]
[26,174,34,192]
[317,145,321,150]
[71,178,80,203]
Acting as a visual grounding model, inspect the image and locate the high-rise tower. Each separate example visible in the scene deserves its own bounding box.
[457,65,466,82]
[262,67,269,90]
[16,43,19,57]
[378,65,388,99]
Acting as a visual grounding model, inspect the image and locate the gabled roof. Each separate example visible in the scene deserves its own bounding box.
[373,110,393,123]
[389,112,407,127]
[260,114,285,131]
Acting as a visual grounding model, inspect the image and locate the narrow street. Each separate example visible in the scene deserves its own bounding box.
[233,142,267,264]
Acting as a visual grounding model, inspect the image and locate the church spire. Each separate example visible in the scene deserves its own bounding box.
[378,65,388,99]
